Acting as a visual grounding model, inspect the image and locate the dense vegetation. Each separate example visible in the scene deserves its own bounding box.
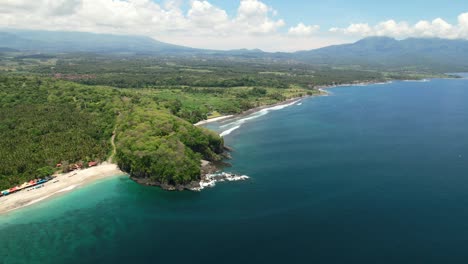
[0,76,118,188]
[116,106,224,185]
[22,55,389,89]
[0,58,319,190]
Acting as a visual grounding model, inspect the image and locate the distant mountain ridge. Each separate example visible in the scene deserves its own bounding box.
[292,36,468,70]
[0,29,196,54]
[1,29,468,70]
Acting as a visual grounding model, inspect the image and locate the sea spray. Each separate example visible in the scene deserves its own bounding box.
[190,172,250,191]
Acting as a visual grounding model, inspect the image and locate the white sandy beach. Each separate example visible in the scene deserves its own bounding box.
[0,163,125,215]
[194,115,234,126]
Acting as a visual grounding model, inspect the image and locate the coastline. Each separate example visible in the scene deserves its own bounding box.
[314,80,393,90]
[194,115,234,126]
[194,78,434,128]
[198,91,328,128]
[0,163,125,215]
[0,80,409,215]
[0,79,422,215]
[314,75,456,91]
[193,79,424,127]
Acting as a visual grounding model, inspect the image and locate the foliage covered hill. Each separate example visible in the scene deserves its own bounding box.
[116,106,224,186]
[0,30,195,54]
[0,73,315,190]
[293,37,468,71]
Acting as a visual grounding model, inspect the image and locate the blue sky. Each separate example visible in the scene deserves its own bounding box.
[1,0,468,51]
[265,0,467,27]
[161,0,468,30]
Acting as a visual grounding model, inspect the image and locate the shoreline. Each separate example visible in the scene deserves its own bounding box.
[314,80,393,90]
[0,163,125,215]
[194,115,234,126]
[202,92,328,128]
[195,77,439,128]
[193,78,426,127]
[315,75,457,91]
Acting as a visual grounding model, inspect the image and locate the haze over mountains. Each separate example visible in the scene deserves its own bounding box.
[294,37,468,70]
[0,29,195,54]
[2,29,468,71]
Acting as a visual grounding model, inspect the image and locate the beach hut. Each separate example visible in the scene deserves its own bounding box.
[18,182,29,190]
[37,179,46,184]
[88,161,98,167]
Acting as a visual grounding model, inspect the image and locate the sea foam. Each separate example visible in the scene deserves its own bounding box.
[219,100,299,136]
[56,184,80,193]
[191,172,250,191]
[220,125,241,137]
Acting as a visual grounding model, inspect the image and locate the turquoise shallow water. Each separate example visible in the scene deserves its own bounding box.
[2,78,468,263]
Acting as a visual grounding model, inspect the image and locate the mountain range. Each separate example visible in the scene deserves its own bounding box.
[1,29,468,71]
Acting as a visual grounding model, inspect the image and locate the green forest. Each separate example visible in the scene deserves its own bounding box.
[0,76,118,188]
[0,57,321,190]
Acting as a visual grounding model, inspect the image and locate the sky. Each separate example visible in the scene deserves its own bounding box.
[1,0,468,51]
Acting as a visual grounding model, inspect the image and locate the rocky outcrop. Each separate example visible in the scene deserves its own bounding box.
[189,172,250,192]
[130,145,248,191]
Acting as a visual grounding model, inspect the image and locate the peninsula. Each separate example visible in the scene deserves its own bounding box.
[0,30,460,200]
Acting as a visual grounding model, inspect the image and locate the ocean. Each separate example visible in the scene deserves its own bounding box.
[1,77,468,263]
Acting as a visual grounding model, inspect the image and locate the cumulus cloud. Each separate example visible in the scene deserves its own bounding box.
[0,0,284,36]
[234,0,284,34]
[2,0,468,51]
[187,1,229,29]
[288,23,320,36]
[330,13,468,39]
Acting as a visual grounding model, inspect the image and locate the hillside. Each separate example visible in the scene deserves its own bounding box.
[0,29,196,54]
[293,37,468,71]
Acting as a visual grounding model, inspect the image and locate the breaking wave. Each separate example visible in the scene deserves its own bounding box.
[218,100,300,137]
[220,126,241,137]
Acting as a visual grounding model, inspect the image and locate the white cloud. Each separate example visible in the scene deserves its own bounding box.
[0,0,284,36]
[458,13,468,38]
[187,1,229,29]
[330,13,468,40]
[1,0,468,52]
[234,0,284,34]
[0,0,41,12]
[288,23,320,36]
[0,0,293,49]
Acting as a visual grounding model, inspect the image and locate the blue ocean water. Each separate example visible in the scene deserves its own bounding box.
[2,78,468,263]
